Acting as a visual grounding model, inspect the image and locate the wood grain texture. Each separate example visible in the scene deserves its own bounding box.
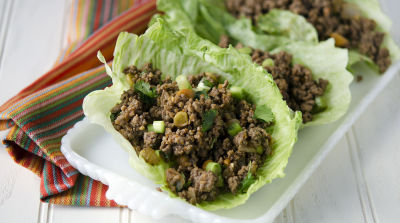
[291,138,365,223]
[352,74,400,223]
[51,206,120,223]
[0,0,67,105]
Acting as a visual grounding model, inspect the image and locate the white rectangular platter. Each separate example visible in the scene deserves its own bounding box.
[61,1,400,222]
[61,58,400,223]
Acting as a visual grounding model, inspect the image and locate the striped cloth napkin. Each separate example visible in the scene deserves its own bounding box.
[0,0,157,206]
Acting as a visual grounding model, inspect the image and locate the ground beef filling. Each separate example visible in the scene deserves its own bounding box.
[111,63,272,204]
[224,0,391,73]
[219,36,328,123]
[252,49,329,123]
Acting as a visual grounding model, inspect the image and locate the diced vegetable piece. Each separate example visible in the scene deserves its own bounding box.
[174,111,189,127]
[126,74,134,87]
[312,96,328,113]
[176,75,192,90]
[147,124,155,132]
[315,96,327,109]
[205,72,219,82]
[177,89,195,98]
[230,86,244,99]
[330,33,349,48]
[238,47,252,55]
[205,162,221,174]
[238,145,257,153]
[201,109,218,132]
[202,159,213,170]
[196,80,211,91]
[139,148,161,165]
[256,145,264,154]
[223,159,231,166]
[205,161,223,187]
[153,121,165,133]
[262,58,275,67]
[227,120,242,136]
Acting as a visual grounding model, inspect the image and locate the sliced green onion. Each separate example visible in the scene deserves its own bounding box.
[205,162,222,174]
[238,47,252,55]
[176,75,192,90]
[147,124,155,132]
[230,86,244,99]
[205,162,223,187]
[316,97,327,109]
[153,121,165,133]
[196,80,211,91]
[262,58,275,67]
[227,120,242,136]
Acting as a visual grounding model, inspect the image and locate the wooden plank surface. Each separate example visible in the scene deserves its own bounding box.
[0,1,399,223]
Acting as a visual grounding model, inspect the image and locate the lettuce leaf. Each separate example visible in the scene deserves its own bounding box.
[256,9,318,43]
[272,40,353,127]
[83,18,302,210]
[344,0,400,66]
[156,0,353,126]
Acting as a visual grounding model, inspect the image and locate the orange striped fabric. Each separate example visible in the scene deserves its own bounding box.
[0,0,157,206]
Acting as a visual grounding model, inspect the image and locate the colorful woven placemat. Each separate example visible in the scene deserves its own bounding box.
[0,0,157,206]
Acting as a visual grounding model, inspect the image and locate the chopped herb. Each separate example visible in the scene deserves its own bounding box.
[202,79,214,87]
[195,90,209,99]
[183,180,192,188]
[210,138,217,149]
[201,109,218,132]
[110,112,119,122]
[134,80,157,98]
[254,104,273,123]
[134,80,157,104]
[238,170,256,193]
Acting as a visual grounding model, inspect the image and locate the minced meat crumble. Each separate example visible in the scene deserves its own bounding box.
[225,0,391,73]
[219,36,329,123]
[111,63,272,204]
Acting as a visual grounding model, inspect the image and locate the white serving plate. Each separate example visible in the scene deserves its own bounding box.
[61,59,400,223]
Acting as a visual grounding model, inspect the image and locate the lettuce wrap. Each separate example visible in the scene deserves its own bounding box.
[83,18,302,210]
[156,0,353,127]
[164,0,399,73]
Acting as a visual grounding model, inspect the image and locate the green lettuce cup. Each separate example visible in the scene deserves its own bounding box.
[163,0,399,73]
[155,0,353,127]
[83,18,301,210]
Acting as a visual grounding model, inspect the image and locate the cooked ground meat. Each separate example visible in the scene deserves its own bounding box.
[111,63,272,204]
[224,0,391,73]
[218,35,328,123]
[251,49,329,123]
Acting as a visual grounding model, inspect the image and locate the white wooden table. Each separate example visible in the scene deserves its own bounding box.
[0,1,399,222]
